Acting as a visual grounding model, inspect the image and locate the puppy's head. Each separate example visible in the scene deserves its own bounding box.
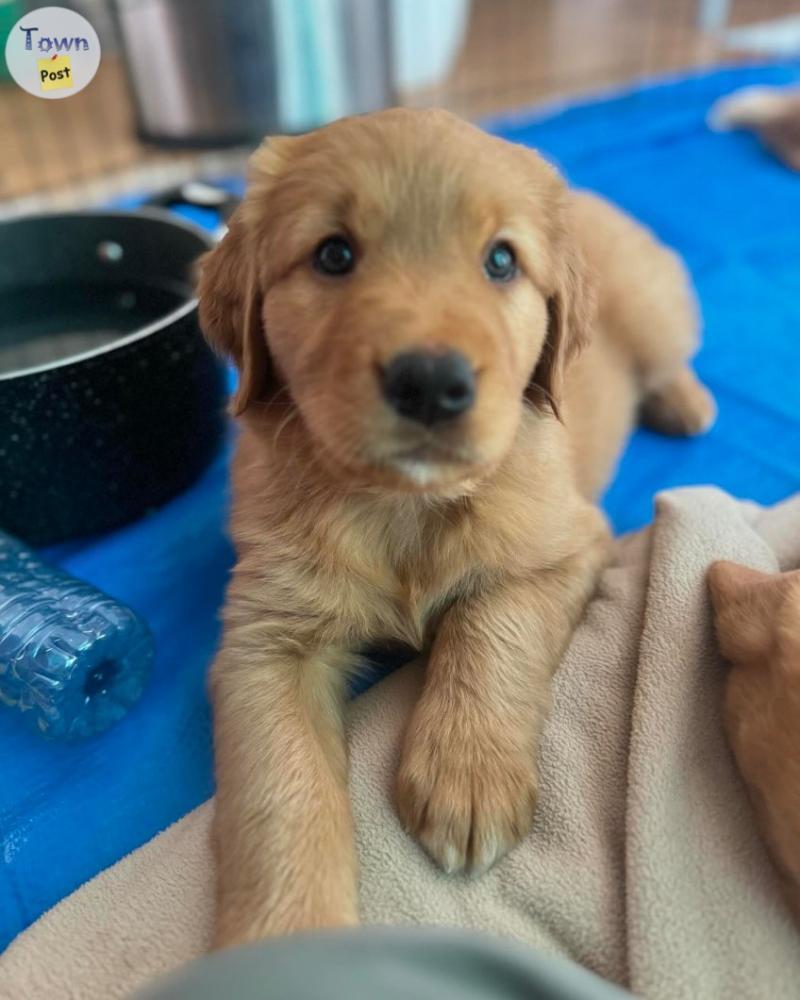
[199,109,593,493]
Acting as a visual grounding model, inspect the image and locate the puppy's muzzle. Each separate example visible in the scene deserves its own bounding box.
[381,350,476,426]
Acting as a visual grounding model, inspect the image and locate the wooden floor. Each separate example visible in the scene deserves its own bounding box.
[0,0,796,205]
[407,0,799,115]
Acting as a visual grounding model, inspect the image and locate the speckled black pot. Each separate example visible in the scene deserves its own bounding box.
[0,210,227,546]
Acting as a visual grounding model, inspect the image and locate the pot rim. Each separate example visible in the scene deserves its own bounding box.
[0,207,215,383]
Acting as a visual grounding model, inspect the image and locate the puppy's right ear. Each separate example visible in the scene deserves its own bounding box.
[198,214,269,416]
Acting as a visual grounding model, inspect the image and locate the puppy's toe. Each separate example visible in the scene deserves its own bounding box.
[396,738,538,876]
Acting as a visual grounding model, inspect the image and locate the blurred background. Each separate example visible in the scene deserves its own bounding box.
[2,0,799,216]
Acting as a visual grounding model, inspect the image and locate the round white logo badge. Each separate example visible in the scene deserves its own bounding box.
[4,5,100,99]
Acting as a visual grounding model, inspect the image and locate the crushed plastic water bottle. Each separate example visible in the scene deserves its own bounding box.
[0,532,154,740]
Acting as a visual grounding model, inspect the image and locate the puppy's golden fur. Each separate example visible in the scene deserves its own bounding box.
[199,108,715,948]
[708,562,800,918]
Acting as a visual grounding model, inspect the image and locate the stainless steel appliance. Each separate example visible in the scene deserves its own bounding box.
[112,0,395,146]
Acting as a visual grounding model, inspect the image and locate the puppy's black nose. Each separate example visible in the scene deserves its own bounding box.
[382,350,476,425]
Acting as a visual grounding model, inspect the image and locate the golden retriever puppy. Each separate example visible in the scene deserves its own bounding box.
[708,561,800,917]
[198,108,715,948]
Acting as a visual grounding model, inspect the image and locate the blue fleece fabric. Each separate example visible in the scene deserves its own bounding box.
[2,64,800,948]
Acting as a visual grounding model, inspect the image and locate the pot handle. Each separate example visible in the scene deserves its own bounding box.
[142,181,242,242]
[142,180,241,220]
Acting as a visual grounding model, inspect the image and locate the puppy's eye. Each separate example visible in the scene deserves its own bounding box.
[483,241,517,282]
[314,236,355,276]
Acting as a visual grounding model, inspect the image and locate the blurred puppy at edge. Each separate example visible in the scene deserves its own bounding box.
[708,562,800,918]
[710,85,800,171]
[198,108,716,948]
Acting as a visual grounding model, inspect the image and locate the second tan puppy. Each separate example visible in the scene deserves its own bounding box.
[708,562,800,918]
[199,109,715,948]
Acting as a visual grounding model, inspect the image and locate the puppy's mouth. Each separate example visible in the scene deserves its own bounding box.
[380,441,482,490]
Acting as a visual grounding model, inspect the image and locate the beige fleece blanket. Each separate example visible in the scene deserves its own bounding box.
[3,487,800,1000]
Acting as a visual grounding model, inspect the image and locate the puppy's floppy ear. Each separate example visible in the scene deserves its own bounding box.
[198,213,269,416]
[528,198,595,414]
[198,135,301,415]
[708,561,800,665]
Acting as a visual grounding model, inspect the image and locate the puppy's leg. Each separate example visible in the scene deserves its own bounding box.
[211,636,358,948]
[640,366,717,437]
[397,516,609,874]
[571,192,716,439]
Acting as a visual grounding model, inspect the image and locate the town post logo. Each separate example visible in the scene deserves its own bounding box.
[5,6,100,99]
[38,54,74,92]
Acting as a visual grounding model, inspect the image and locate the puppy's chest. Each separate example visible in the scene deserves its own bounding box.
[332,500,483,646]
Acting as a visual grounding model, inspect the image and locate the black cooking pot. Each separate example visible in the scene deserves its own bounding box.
[0,209,228,546]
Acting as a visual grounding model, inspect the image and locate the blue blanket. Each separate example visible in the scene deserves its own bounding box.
[2,64,800,949]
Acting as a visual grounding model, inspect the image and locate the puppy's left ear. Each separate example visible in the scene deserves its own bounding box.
[528,197,595,414]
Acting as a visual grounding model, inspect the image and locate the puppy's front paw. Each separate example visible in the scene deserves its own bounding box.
[396,725,538,875]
